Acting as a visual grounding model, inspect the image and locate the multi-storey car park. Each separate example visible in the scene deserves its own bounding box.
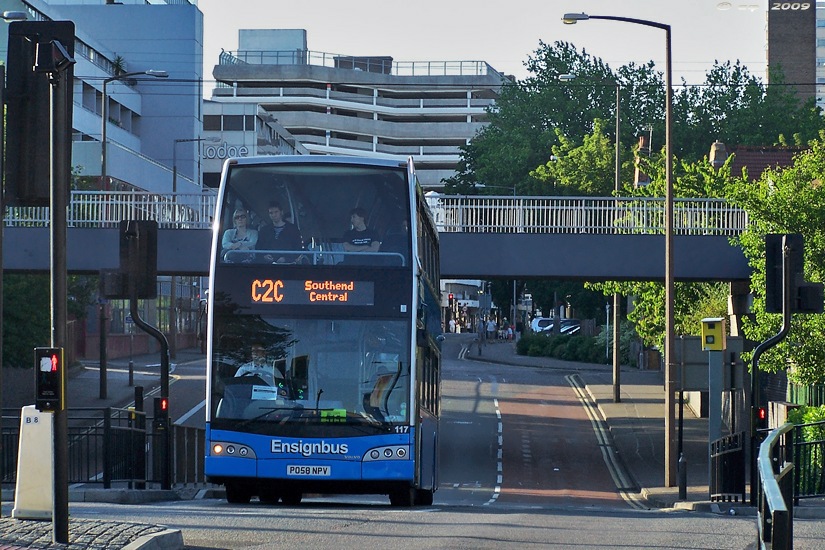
[208,29,509,189]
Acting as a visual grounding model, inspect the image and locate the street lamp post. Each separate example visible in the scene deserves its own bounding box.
[563,12,675,486]
[100,70,168,186]
[474,183,519,337]
[169,137,218,359]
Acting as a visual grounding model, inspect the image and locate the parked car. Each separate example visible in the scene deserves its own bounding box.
[530,317,581,335]
[530,317,555,333]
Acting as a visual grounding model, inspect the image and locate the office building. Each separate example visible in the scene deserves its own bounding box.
[1,0,204,192]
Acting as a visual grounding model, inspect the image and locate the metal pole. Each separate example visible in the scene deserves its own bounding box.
[512,187,517,339]
[50,48,72,546]
[99,301,107,398]
[663,23,676,488]
[612,85,622,401]
[0,64,5,499]
[101,79,108,187]
[170,141,177,360]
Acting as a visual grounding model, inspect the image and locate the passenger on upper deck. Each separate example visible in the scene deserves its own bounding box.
[343,207,381,256]
[257,201,304,263]
[221,208,258,262]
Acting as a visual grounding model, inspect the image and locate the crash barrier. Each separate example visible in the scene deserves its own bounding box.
[710,431,746,502]
[1,408,205,488]
[757,422,794,550]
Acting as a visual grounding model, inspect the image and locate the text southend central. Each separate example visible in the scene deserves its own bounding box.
[305,280,354,302]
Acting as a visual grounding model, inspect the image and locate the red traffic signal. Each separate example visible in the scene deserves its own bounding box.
[34,347,65,412]
[755,405,768,431]
[154,396,169,420]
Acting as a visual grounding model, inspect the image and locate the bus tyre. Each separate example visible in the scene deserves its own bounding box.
[225,483,252,504]
[259,490,281,505]
[389,488,415,507]
[414,489,434,506]
[281,491,302,505]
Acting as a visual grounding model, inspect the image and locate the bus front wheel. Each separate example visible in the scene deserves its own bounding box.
[225,483,252,504]
[281,490,302,505]
[414,489,434,506]
[389,488,414,507]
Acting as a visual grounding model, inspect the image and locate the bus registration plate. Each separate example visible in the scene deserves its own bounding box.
[287,465,331,477]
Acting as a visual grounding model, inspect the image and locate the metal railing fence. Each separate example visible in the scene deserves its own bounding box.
[1,408,206,489]
[4,191,218,230]
[426,195,748,236]
[710,431,746,502]
[2,191,748,236]
[794,419,825,500]
[757,422,795,550]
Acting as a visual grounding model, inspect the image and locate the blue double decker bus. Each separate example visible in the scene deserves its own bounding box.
[204,156,442,506]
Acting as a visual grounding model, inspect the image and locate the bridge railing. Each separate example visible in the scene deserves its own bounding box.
[4,191,218,230]
[2,191,747,236]
[425,195,748,235]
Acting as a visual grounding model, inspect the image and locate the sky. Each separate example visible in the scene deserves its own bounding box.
[198,0,769,88]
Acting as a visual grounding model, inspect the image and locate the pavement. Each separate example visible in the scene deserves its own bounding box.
[2,336,824,548]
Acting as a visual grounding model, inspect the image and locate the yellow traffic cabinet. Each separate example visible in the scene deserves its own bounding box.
[701,317,726,351]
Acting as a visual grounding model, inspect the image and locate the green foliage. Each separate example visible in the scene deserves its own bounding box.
[726,134,825,385]
[3,274,50,368]
[2,274,98,369]
[531,119,622,196]
[516,333,606,364]
[593,320,638,366]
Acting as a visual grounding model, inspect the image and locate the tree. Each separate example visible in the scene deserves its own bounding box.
[443,41,661,195]
[531,118,624,196]
[727,134,825,385]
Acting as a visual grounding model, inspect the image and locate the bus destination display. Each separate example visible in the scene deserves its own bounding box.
[251,279,375,306]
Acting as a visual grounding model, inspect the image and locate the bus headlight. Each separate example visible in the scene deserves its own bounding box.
[363,445,410,462]
[211,441,256,458]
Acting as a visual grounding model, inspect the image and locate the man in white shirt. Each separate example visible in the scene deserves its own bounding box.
[235,343,283,386]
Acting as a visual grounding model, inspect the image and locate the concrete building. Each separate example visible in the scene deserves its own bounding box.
[0,0,205,192]
[201,100,309,188]
[767,1,816,102]
[0,0,211,360]
[209,29,508,188]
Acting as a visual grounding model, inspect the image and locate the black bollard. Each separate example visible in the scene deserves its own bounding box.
[677,452,687,500]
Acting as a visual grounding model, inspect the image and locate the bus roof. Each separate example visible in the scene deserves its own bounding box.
[226,155,408,170]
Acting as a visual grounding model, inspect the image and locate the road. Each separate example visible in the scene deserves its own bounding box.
[39,336,825,547]
[3,336,823,547]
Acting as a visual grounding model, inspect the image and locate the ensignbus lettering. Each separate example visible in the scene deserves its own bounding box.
[271,439,349,457]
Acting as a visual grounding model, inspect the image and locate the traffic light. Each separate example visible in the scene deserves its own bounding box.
[754,405,768,432]
[153,396,169,422]
[34,347,65,412]
[765,234,824,314]
[448,293,454,307]
[4,21,75,206]
[119,220,158,299]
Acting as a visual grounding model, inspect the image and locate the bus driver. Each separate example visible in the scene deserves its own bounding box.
[235,343,282,386]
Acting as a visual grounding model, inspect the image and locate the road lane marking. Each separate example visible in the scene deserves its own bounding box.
[566,374,648,511]
[484,398,503,506]
[178,400,206,424]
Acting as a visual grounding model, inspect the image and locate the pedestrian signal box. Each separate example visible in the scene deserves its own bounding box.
[34,347,65,412]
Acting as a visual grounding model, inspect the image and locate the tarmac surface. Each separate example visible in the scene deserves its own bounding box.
[1,335,823,548]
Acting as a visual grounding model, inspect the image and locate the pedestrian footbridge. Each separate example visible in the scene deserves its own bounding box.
[2,191,751,281]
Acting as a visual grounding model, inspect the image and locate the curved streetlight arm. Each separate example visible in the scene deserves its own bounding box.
[562,12,670,32]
